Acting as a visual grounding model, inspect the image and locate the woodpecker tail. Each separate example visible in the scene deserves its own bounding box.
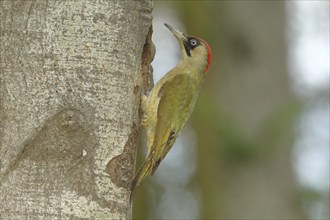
[130,157,153,203]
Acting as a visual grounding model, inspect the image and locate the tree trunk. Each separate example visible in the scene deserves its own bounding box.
[0,0,153,219]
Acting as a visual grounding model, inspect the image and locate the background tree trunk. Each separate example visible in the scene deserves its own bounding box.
[0,0,153,219]
[177,1,304,219]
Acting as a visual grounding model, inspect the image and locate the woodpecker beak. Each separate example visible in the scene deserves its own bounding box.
[164,23,187,44]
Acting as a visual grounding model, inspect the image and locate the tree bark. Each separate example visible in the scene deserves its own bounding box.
[0,0,153,219]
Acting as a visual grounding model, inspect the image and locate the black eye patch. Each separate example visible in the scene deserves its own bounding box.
[184,37,200,57]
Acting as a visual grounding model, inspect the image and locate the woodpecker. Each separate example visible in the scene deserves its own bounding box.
[130,23,211,201]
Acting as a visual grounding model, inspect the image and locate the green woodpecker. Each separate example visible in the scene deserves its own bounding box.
[130,23,211,200]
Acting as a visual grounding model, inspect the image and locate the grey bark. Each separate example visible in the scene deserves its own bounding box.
[0,0,153,219]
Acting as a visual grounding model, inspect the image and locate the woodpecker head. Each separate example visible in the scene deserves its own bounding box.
[165,23,211,73]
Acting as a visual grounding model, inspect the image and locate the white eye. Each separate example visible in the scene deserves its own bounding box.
[190,39,197,46]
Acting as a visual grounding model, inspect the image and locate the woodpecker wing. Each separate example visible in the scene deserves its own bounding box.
[150,73,199,174]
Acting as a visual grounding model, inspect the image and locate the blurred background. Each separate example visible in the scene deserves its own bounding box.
[133,1,329,219]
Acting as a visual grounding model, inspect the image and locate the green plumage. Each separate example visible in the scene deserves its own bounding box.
[152,73,200,173]
[130,23,210,202]
[130,70,203,202]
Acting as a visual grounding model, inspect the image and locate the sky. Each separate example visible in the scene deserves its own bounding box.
[288,1,329,219]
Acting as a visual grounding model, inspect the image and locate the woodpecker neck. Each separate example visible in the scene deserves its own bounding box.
[178,55,208,78]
